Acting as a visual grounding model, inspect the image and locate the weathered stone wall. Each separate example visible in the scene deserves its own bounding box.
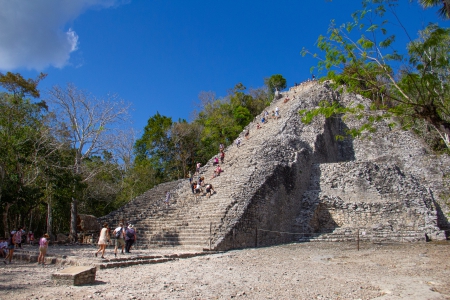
[215,148,313,249]
[213,82,448,249]
[99,81,449,251]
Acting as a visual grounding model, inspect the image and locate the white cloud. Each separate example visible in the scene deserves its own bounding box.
[0,0,126,71]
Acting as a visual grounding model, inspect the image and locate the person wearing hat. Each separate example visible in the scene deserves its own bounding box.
[124,224,136,254]
[38,233,50,265]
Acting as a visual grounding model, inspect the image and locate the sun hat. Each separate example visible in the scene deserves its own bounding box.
[128,224,134,228]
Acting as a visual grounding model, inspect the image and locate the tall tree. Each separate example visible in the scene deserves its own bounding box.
[46,83,130,242]
[134,112,173,182]
[300,0,450,149]
[264,74,287,95]
[0,72,51,237]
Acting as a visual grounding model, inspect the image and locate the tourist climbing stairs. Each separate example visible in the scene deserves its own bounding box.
[99,82,325,250]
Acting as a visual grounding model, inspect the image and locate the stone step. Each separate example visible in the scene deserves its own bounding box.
[94,251,218,269]
[99,86,315,250]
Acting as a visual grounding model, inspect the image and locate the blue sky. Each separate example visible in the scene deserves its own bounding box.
[0,0,445,132]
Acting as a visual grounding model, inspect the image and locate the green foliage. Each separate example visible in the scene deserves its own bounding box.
[0,72,272,235]
[418,0,450,19]
[264,74,287,95]
[0,72,47,99]
[301,0,450,149]
[134,112,174,183]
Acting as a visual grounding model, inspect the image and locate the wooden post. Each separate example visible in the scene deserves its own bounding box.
[233,228,235,249]
[357,228,360,251]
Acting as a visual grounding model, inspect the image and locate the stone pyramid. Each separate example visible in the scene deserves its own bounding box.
[99,81,449,251]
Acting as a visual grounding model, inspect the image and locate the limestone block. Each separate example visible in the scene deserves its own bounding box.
[52,266,96,286]
[56,233,69,243]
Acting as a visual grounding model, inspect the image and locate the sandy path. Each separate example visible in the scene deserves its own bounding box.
[1,242,449,299]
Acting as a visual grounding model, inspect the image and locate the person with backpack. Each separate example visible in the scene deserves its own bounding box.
[3,231,16,264]
[113,222,125,257]
[125,224,136,254]
[38,233,49,265]
[94,223,110,259]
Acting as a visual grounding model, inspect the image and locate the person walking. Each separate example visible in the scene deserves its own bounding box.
[14,227,24,249]
[27,231,35,245]
[164,191,171,206]
[125,224,136,254]
[38,233,49,265]
[113,223,125,257]
[94,223,110,259]
[236,137,241,148]
[3,231,16,264]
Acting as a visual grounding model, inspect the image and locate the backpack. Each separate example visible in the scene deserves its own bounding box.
[126,228,135,239]
[115,227,123,239]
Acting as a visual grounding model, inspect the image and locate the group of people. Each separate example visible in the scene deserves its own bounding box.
[259,106,280,126]
[1,229,48,265]
[94,222,137,259]
[190,176,215,199]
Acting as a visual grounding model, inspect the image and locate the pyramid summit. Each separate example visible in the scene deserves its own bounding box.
[99,81,450,250]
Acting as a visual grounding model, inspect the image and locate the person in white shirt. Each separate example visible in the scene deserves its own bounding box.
[113,223,125,257]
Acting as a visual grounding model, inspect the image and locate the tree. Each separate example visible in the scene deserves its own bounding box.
[0,72,47,99]
[418,0,450,19]
[264,74,287,94]
[300,0,450,149]
[134,112,173,182]
[46,83,130,241]
[0,72,53,237]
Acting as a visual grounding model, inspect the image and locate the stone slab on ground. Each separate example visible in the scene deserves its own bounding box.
[52,266,96,286]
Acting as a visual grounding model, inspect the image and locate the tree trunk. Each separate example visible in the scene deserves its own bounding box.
[47,194,52,238]
[2,202,11,237]
[29,210,33,233]
[70,197,77,242]
[70,154,81,243]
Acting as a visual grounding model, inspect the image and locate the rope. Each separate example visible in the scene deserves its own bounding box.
[257,229,326,235]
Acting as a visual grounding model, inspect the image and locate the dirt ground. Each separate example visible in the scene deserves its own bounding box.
[0,241,449,300]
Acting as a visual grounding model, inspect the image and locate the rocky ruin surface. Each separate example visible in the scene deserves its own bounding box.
[100,81,450,251]
[1,242,449,299]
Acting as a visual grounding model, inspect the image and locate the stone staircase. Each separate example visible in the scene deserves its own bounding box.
[100,81,322,250]
[100,80,449,250]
